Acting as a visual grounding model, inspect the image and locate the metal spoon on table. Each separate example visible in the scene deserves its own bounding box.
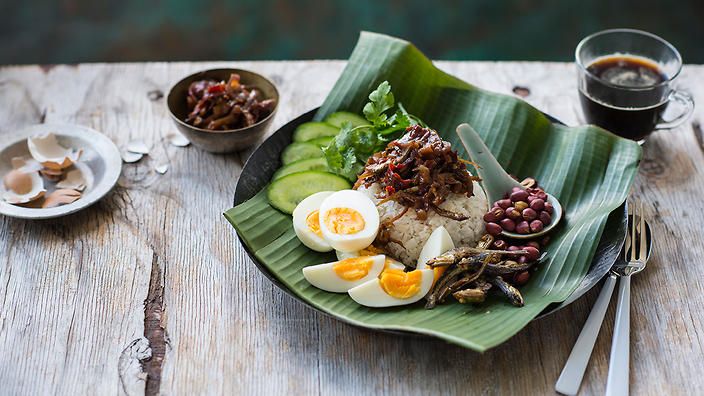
[555,201,652,396]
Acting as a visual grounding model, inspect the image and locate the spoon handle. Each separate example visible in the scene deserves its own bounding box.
[455,123,521,202]
[555,274,617,395]
[606,275,631,396]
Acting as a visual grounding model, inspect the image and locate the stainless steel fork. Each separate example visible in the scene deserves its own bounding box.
[605,201,650,396]
[556,202,651,396]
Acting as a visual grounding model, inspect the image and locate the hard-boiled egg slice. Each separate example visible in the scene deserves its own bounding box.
[336,249,405,274]
[319,190,380,252]
[292,191,334,252]
[335,245,385,261]
[416,226,455,283]
[348,268,434,308]
[302,254,385,293]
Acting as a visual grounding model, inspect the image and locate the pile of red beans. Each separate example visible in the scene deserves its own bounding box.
[484,186,554,235]
[483,184,556,286]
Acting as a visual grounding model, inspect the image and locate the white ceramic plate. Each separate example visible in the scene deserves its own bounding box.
[0,123,122,219]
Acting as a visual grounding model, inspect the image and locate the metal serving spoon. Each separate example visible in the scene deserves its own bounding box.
[555,201,652,396]
[455,123,563,239]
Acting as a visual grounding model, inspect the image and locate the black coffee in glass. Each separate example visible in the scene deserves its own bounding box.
[576,29,693,141]
[579,55,668,140]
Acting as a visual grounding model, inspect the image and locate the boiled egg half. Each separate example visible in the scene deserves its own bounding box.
[416,226,455,282]
[318,190,380,252]
[302,254,386,293]
[348,268,434,308]
[292,191,334,252]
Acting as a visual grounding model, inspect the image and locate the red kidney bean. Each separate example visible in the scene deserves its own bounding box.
[510,190,529,202]
[522,208,538,221]
[493,239,508,250]
[541,236,551,246]
[525,241,540,249]
[517,255,528,264]
[530,198,545,211]
[496,199,512,209]
[516,221,530,234]
[523,246,540,261]
[539,211,552,225]
[536,191,548,200]
[513,271,530,285]
[544,201,554,214]
[507,245,522,252]
[485,222,503,236]
[500,218,516,232]
[530,220,544,232]
[483,211,497,223]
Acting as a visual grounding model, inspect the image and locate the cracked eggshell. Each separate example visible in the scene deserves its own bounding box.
[166,132,190,147]
[42,189,81,208]
[2,169,46,204]
[56,166,88,191]
[126,140,150,155]
[121,149,143,163]
[28,133,82,170]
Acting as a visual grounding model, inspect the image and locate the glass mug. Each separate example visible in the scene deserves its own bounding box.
[576,28,694,141]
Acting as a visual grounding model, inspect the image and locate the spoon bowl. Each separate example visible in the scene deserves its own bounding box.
[455,123,563,239]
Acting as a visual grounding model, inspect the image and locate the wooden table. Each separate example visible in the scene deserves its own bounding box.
[0,61,702,395]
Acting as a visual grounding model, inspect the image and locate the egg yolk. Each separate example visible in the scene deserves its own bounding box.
[379,269,422,299]
[305,210,323,237]
[323,208,365,235]
[333,257,374,281]
[360,245,384,256]
[433,266,446,284]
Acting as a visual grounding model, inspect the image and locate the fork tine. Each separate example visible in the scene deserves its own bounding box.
[630,200,638,262]
[638,201,647,262]
[623,202,633,261]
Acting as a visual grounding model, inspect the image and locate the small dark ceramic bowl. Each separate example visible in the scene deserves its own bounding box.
[166,68,279,153]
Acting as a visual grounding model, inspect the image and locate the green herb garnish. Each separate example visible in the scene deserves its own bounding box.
[323,81,425,181]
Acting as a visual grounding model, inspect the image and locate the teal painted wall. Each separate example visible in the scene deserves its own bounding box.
[2,0,703,64]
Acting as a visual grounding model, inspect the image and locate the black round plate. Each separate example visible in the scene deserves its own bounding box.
[233,108,627,322]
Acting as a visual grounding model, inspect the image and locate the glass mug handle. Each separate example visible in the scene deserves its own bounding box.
[655,90,695,130]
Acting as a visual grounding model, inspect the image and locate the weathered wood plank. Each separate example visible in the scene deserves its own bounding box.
[0,61,702,395]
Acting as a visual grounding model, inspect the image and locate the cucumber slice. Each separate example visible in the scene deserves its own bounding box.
[267,171,351,214]
[324,111,369,128]
[308,136,334,147]
[281,142,324,165]
[272,157,328,180]
[292,122,339,142]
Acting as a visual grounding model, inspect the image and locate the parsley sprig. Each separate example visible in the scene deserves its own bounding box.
[322,81,425,181]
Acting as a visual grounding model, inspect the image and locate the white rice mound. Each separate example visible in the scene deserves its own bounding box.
[359,182,488,266]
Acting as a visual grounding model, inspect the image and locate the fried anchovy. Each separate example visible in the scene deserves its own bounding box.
[490,276,525,307]
[426,247,527,267]
[484,260,536,275]
[452,288,487,304]
[431,204,469,221]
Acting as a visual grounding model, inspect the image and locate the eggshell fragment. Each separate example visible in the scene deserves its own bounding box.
[154,163,169,174]
[121,150,143,163]
[166,132,190,147]
[2,170,46,204]
[27,133,82,170]
[42,189,81,208]
[39,167,64,182]
[126,140,150,155]
[56,168,87,191]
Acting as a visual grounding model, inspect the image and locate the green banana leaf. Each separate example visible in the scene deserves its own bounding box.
[224,32,641,351]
